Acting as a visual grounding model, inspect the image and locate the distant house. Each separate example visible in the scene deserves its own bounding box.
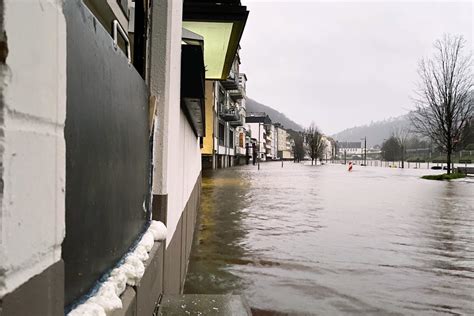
[275,123,294,160]
[337,141,363,157]
[246,112,272,161]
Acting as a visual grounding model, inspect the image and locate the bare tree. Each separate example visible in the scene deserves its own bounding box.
[305,123,326,165]
[393,123,410,168]
[410,34,473,174]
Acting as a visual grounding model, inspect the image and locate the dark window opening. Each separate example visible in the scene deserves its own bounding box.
[218,86,226,114]
[82,0,147,78]
[229,130,234,148]
[219,122,225,146]
[132,0,147,78]
[117,0,129,17]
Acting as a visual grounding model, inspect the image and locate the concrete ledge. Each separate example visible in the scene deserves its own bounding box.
[136,241,165,315]
[0,260,64,316]
[110,287,136,316]
[110,241,165,316]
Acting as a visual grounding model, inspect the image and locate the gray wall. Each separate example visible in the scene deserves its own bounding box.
[62,0,151,306]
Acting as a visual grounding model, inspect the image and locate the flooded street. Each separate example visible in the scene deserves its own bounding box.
[184,162,474,315]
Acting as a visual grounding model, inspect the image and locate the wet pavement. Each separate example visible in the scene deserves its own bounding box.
[159,295,251,316]
[184,162,474,315]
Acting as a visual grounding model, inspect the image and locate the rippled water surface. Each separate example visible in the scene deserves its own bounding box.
[184,162,474,315]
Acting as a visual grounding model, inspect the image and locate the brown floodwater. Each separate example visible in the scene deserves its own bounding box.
[184,162,474,315]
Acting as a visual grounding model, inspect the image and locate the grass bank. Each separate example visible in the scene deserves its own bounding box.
[421,173,467,181]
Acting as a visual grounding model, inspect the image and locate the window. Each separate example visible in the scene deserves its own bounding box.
[83,0,148,77]
[218,86,226,114]
[229,130,234,148]
[219,122,225,146]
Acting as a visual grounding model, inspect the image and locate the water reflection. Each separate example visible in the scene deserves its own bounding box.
[184,163,474,315]
[184,170,252,294]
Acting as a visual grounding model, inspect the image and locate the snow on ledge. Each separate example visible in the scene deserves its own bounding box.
[68,221,167,316]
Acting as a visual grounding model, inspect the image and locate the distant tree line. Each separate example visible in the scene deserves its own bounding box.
[381,118,474,162]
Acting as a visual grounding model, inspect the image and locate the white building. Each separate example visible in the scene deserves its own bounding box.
[275,124,294,159]
[265,124,276,160]
[246,113,272,161]
[337,141,364,158]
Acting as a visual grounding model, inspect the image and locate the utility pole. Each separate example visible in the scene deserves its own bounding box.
[360,137,367,166]
[258,122,261,170]
[364,136,367,166]
[401,143,404,169]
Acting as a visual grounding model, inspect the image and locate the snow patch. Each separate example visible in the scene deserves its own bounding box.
[67,220,167,315]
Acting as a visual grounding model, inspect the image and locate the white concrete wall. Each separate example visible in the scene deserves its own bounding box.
[0,0,66,297]
[149,0,201,244]
[271,125,277,158]
[166,108,201,242]
[248,122,266,155]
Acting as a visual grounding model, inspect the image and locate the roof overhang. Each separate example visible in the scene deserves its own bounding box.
[183,2,249,80]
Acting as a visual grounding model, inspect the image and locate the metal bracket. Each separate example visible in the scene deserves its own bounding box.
[112,20,131,63]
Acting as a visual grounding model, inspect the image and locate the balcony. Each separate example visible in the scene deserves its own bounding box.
[220,71,239,90]
[229,115,244,127]
[220,107,240,122]
[239,73,247,91]
[236,147,246,156]
[228,86,244,101]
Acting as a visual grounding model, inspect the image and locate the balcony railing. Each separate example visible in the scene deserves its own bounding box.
[238,73,247,90]
[228,86,244,100]
[220,70,239,90]
[220,107,240,122]
[229,115,244,127]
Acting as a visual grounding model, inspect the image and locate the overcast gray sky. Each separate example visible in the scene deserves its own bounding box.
[239,0,472,135]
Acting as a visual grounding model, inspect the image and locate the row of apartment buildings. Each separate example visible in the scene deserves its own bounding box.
[246,114,295,162]
[202,105,297,168]
[0,0,250,315]
[200,54,296,169]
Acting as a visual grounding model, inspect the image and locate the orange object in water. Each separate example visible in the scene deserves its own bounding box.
[348,161,353,172]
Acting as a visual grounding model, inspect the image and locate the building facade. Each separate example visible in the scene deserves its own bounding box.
[0,0,248,315]
[275,124,294,160]
[247,113,273,161]
[336,141,363,159]
[201,52,249,169]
